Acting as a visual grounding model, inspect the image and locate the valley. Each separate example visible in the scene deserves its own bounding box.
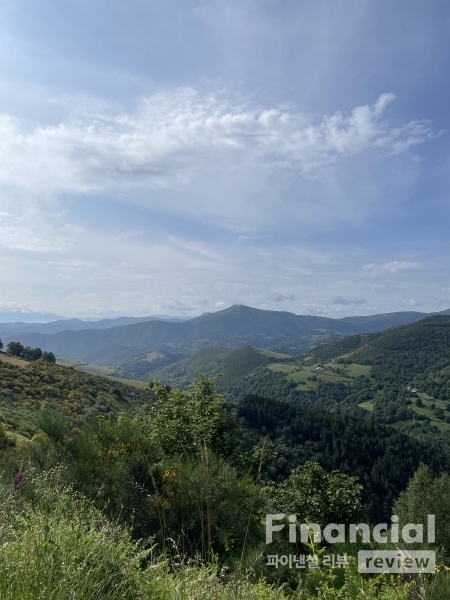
[2,306,450,598]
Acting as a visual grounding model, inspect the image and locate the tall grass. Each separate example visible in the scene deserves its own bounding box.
[1,467,450,599]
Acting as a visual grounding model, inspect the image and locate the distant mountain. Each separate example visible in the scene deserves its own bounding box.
[3,305,367,364]
[114,315,450,433]
[0,315,185,339]
[0,310,66,323]
[5,304,450,366]
[340,311,429,332]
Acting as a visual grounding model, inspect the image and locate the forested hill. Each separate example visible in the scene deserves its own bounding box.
[311,314,450,381]
[238,394,450,521]
[220,315,450,431]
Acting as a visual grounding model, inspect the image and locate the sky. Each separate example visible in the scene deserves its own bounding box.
[0,0,449,319]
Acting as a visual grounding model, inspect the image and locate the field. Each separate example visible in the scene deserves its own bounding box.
[409,393,450,432]
[257,348,292,359]
[56,357,148,389]
[268,359,372,390]
[358,391,450,432]
[0,353,29,368]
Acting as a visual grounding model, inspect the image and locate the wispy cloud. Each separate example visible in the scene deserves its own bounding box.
[0,220,71,252]
[332,296,367,306]
[362,261,422,276]
[0,89,433,200]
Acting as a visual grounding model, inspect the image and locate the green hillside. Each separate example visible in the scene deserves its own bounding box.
[141,345,273,389]
[143,316,450,436]
[0,353,154,439]
[244,316,450,431]
[3,336,450,597]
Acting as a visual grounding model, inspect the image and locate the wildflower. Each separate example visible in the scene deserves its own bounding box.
[13,472,24,487]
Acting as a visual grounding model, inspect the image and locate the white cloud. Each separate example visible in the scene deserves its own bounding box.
[362,261,421,276]
[0,222,70,252]
[0,301,31,310]
[0,89,433,201]
[332,296,367,306]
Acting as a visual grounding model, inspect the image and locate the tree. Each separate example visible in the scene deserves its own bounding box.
[23,346,42,361]
[42,351,56,363]
[434,407,445,420]
[6,341,24,357]
[274,461,364,527]
[0,339,3,351]
[142,375,238,459]
[6,341,44,361]
[394,464,450,559]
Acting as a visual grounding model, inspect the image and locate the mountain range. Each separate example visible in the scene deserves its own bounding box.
[0,310,66,323]
[134,315,450,433]
[2,304,449,365]
[0,315,185,339]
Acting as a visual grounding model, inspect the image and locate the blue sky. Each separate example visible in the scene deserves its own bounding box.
[0,0,449,318]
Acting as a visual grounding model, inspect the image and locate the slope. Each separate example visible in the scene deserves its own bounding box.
[0,353,154,439]
[222,315,450,431]
[340,311,429,332]
[142,345,275,389]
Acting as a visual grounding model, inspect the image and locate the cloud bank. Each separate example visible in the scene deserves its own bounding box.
[0,89,433,200]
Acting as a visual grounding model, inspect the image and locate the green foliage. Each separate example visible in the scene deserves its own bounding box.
[142,346,270,389]
[0,421,13,450]
[42,351,56,363]
[6,341,42,361]
[394,464,450,560]
[0,467,150,600]
[143,375,238,459]
[36,410,71,444]
[6,341,25,357]
[10,377,262,560]
[274,462,364,526]
[0,357,154,435]
[0,467,432,600]
[154,453,264,560]
[2,369,450,597]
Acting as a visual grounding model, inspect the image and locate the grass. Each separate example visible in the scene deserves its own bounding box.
[104,375,148,389]
[145,351,166,361]
[357,392,450,432]
[268,364,297,374]
[0,468,444,600]
[409,394,450,432]
[358,401,374,412]
[56,357,148,389]
[257,349,292,359]
[0,353,29,368]
[268,359,371,391]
